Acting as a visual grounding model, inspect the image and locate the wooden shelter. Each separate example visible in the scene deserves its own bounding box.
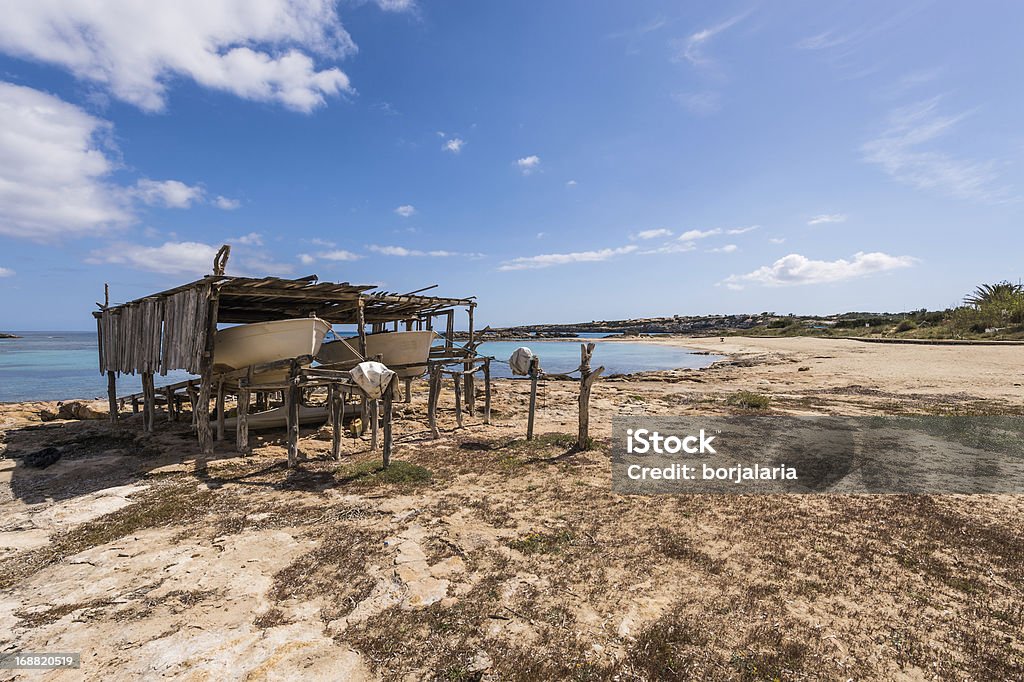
[94,249,481,463]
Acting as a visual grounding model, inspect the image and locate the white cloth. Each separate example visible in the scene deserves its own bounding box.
[508,346,535,376]
[350,361,397,399]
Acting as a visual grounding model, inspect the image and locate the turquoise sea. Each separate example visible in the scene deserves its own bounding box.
[0,331,716,403]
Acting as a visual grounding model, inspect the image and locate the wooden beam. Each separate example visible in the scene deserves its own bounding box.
[196,291,219,455]
[577,343,604,450]
[453,368,463,428]
[483,357,491,425]
[142,373,155,433]
[286,361,300,467]
[331,385,343,461]
[382,378,394,468]
[527,356,540,441]
[107,371,118,423]
[427,363,441,439]
[215,379,225,441]
[236,371,251,455]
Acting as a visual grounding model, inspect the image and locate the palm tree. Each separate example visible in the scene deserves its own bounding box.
[964,281,1023,306]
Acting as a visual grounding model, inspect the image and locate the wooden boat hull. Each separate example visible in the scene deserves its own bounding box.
[221,404,328,431]
[317,330,436,378]
[214,318,332,371]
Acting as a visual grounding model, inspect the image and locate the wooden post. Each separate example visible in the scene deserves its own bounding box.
[107,371,118,423]
[331,385,343,461]
[453,370,463,428]
[131,395,139,414]
[464,303,475,415]
[215,379,226,441]
[142,373,156,433]
[196,292,219,455]
[356,298,367,358]
[577,343,604,450]
[483,358,491,425]
[164,387,175,422]
[186,382,198,428]
[286,362,300,467]
[427,363,441,439]
[237,372,251,455]
[369,399,379,451]
[527,356,540,440]
[382,377,394,468]
[404,377,412,404]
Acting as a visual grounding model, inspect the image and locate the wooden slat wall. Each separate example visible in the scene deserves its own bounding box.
[97,283,210,376]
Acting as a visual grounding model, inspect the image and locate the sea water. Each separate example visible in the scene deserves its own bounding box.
[0,331,717,402]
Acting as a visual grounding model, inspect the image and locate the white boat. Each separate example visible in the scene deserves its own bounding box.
[221,403,328,431]
[213,318,332,371]
[317,330,436,378]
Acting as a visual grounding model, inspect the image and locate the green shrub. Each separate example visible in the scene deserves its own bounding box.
[725,391,770,410]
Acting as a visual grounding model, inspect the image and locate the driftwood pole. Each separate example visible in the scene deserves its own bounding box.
[236,367,252,455]
[331,385,344,461]
[404,377,412,404]
[141,373,155,432]
[483,357,491,425]
[107,372,118,423]
[286,361,300,467]
[526,355,540,440]
[215,379,226,441]
[427,363,441,439]
[453,369,463,428]
[370,353,383,451]
[164,387,175,422]
[464,303,475,415]
[382,377,394,468]
[577,343,604,450]
[196,291,219,455]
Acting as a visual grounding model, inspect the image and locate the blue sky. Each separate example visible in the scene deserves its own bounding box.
[0,1,1021,329]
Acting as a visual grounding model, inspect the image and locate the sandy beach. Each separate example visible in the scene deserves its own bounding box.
[1,337,1022,679]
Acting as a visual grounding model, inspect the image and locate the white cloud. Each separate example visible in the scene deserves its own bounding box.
[0,1,356,113]
[769,237,786,244]
[536,232,546,239]
[517,155,541,175]
[231,232,263,246]
[215,196,241,210]
[808,213,847,225]
[298,253,316,265]
[722,251,916,289]
[673,91,721,116]
[862,98,1008,202]
[394,204,416,217]
[375,0,415,11]
[133,179,204,209]
[633,228,673,240]
[677,13,748,67]
[87,241,222,276]
[566,179,577,187]
[795,30,849,51]
[0,82,131,240]
[638,241,696,255]
[368,245,483,258]
[498,245,638,271]
[678,228,722,241]
[321,249,362,261]
[88,239,295,276]
[0,266,14,277]
[726,225,759,235]
[709,244,738,253]
[443,137,465,153]
[309,237,336,247]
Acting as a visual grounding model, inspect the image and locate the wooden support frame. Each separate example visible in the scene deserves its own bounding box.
[236,367,252,455]
[196,293,219,454]
[526,356,540,440]
[577,343,604,450]
[382,378,394,467]
[107,371,118,423]
[142,372,156,433]
[215,379,226,441]
[427,363,441,439]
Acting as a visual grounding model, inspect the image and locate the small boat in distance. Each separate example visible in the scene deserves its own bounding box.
[317,330,436,378]
[213,317,332,371]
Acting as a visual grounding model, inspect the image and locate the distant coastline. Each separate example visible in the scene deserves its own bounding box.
[0,332,22,339]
